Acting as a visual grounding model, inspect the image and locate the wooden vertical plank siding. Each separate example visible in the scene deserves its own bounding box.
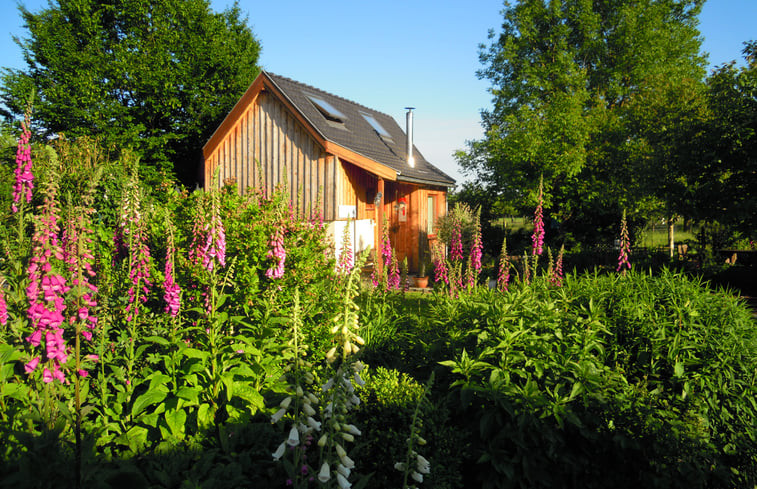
[204,90,335,219]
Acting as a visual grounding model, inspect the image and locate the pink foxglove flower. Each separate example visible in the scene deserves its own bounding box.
[336,224,354,275]
[12,118,34,213]
[0,287,7,326]
[118,178,152,322]
[551,245,565,287]
[432,241,449,286]
[450,218,463,263]
[25,179,69,383]
[63,208,99,345]
[163,229,181,317]
[497,238,510,292]
[468,216,483,287]
[265,225,286,279]
[387,255,401,290]
[202,192,226,272]
[617,211,631,274]
[532,177,545,256]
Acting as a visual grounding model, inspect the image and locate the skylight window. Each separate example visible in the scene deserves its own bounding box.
[307,95,346,123]
[360,112,392,139]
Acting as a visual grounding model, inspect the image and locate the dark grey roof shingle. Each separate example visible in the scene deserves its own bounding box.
[265,71,455,187]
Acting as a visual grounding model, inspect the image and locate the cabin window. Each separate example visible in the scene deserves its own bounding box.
[360,112,392,139]
[307,95,346,123]
[427,195,437,235]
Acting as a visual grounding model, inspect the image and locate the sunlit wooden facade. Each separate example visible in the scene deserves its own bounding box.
[202,71,455,272]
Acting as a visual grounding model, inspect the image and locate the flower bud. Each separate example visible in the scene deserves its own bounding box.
[279,396,292,409]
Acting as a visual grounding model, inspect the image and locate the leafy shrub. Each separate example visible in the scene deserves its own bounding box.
[440,271,757,488]
[354,365,465,489]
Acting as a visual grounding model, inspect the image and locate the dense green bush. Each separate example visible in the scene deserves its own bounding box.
[438,272,757,488]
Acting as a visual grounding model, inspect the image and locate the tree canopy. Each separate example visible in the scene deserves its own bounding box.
[457,0,708,245]
[691,42,757,234]
[1,0,261,185]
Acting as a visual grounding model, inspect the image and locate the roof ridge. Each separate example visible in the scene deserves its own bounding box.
[264,71,396,120]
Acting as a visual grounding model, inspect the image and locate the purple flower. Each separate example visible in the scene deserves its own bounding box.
[26,179,70,383]
[617,211,631,274]
[0,288,7,326]
[163,231,181,317]
[497,238,510,292]
[551,246,564,287]
[450,219,463,263]
[531,177,545,256]
[266,226,286,279]
[12,119,34,213]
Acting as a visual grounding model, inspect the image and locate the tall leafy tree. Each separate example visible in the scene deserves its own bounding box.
[691,42,756,234]
[458,0,707,246]
[1,0,261,185]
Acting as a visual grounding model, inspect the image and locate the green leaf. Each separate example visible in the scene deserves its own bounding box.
[164,409,187,438]
[132,389,168,418]
[175,386,200,405]
[144,335,171,346]
[674,360,684,378]
[232,383,265,413]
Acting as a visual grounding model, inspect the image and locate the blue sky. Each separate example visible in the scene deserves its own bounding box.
[1,0,755,183]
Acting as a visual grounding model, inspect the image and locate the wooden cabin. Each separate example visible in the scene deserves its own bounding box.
[202,71,455,273]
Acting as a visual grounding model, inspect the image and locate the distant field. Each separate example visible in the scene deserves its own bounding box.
[490,217,697,249]
[639,224,697,248]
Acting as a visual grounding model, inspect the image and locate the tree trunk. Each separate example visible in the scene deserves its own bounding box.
[668,216,675,259]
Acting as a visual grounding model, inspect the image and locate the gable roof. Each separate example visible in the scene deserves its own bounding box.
[204,71,455,187]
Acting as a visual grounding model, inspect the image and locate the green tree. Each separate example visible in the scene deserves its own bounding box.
[458,0,707,247]
[1,0,261,185]
[691,42,757,235]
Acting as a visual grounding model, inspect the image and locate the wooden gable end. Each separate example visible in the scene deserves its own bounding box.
[204,88,344,220]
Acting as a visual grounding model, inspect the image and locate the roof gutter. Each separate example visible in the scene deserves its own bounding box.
[396,174,455,188]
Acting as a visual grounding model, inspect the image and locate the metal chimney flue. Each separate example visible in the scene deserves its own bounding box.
[405,107,415,168]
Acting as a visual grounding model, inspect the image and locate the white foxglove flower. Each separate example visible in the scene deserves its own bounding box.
[352,361,365,372]
[302,402,316,417]
[417,454,431,473]
[394,462,406,471]
[343,424,361,436]
[304,371,315,384]
[270,407,287,424]
[335,443,347,458]
[336,472,352,489]
[318,462,331,483]
[279,396,292,409]
[307,392,319,404]
[354,335,365,345]
[286,426,300,446]
[340,454,355,469]
[296,385,304,397]
[336,464,351,478]
[322,378,334,392]
[326,346,337,363]
[341,432,354,442]
[317,434,328,447]
[307,416,322,431]
[411,471,423,483]
[272,441,286,461]
[353,372,365,387]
